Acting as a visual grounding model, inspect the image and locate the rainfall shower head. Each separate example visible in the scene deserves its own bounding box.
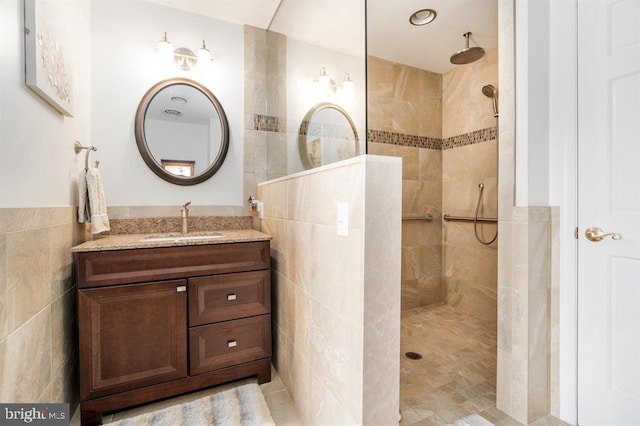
[482,84,498,117]
[450,32,485,65]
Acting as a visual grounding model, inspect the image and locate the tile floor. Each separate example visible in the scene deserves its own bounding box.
[399,304,569,426]
[70,304,570,425]
[400,304,498,425]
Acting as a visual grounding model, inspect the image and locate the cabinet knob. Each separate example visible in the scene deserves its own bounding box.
[176,286,186,292]
[227,340,237,348]
[227,293,237,301]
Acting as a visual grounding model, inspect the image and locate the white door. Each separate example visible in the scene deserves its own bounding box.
[578,0,640,424]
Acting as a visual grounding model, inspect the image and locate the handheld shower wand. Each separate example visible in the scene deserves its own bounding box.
[482,84,498,118]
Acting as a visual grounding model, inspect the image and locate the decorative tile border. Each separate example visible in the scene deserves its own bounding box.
[368,127,497,150]
[367,130,441,150]
[441,127,497,150]
[251,114,286,133]
[250,117,495,147]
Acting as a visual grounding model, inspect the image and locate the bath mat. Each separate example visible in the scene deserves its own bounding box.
[104,383,275,426]
[450,413,494,425]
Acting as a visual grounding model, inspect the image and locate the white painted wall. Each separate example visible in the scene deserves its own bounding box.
[91,0,244,206]
[0,0,91,208]
[515,0,578,422]
[548,0,577,423]
[286,38,366,174]
[146,119,209,174]
[515,0,551,207]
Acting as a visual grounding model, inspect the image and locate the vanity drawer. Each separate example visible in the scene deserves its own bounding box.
[188,270,270,326]
[76,241,270,288]
[189,315,271,375]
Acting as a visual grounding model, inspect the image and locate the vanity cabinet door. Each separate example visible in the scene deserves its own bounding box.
[78,280,188,400]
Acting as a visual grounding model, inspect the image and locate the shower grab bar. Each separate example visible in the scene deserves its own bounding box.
[402,214,433,222]
[443,214,497,223]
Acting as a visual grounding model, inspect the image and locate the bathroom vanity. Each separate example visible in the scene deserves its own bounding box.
[72,231,272,425]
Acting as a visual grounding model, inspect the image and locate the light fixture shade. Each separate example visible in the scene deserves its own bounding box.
[197,40,211,64]
[342,73,354,100]
[158,32,174,62]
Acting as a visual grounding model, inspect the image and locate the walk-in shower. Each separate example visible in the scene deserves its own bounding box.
[368,29,499,421]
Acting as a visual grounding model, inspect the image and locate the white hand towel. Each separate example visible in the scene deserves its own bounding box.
[78,169,89,224]
[78,167,110,234]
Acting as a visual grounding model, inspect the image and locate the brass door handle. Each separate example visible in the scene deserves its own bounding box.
[585,227,621,242]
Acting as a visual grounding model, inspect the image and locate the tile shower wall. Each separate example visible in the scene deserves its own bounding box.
[0,208,84,407]
[367,51,498,320]
[367,56,444,310]
[258,156,401,425]
[442,49,499,323]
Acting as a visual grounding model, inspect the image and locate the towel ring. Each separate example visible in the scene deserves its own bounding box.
[74,141,98,170]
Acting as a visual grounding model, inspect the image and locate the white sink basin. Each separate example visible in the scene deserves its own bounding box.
[142,233,224,242]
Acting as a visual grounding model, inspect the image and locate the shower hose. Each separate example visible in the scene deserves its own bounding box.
[474,183,497,245]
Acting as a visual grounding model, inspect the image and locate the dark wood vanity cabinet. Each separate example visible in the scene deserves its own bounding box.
[78,280,188,401]
[75,241,271,426]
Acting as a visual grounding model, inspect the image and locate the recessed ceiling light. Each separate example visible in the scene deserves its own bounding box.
[171,96,187,104]
[409,9,437,26]
[164,109,182,117]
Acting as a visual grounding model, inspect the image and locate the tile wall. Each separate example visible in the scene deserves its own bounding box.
[367,51,498,321]
[258,155,401,425]
[0,208,84,408]
[244,26,288,202]
[442,49,499,324]
[367,56,444,310]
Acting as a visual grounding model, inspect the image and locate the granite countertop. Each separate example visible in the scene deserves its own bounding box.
[71,229,271,252]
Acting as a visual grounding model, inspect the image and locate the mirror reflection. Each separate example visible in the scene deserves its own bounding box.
[134,78,229,185]
[299,103,359,169]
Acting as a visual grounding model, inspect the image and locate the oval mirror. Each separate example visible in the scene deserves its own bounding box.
[299,102,359,169]
[134,78,229,185]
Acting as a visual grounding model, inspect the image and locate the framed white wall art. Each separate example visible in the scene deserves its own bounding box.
[24,0,74,117]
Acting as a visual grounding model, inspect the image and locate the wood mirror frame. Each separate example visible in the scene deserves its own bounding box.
[134,77,229,185]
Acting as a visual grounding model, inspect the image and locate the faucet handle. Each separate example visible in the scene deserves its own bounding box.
[182,201,191,210]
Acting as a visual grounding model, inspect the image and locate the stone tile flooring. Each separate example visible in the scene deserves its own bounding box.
[400,304,498,425]
[400,304,569,426]
[259,368,302,425]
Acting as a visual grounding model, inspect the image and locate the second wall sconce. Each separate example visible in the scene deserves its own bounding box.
[316,67,354,100]
[158,32,212,71]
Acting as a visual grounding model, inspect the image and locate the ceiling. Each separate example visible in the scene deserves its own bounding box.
[144,0,498,75]
[367,0,498,74]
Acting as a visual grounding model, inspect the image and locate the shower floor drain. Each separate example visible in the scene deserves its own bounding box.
[405,351,422,360]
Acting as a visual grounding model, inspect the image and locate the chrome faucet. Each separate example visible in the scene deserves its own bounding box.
[181,201,191,234]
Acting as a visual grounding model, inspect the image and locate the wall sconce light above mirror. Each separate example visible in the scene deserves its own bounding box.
[157,32,212,71]
[315,67,354,100]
